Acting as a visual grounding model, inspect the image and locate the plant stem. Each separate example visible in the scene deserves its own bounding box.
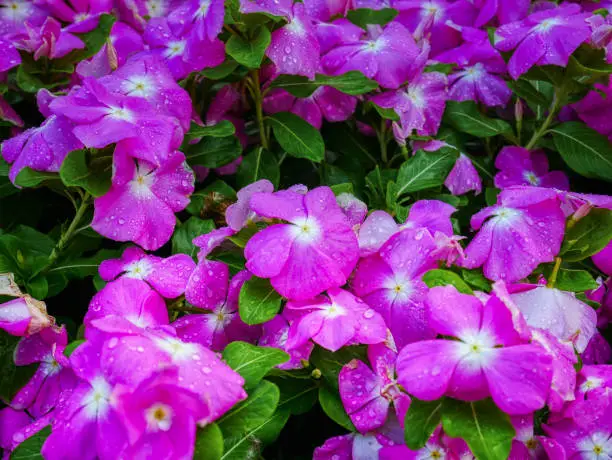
[39,192,91,276]
[377,119,388,164]
[525,89,562,150]
[547,257,562,288]
[250,69,269,150]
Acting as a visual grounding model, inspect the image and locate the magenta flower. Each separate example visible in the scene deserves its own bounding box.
[471,0,530,27]
[99,246,195,299]
[371,70,448,136]
[379,427,454,460]
[445,153,482,196]
[593,241,612,275]
[494,146,569,190]
[11,327,77,418]
[436,28,511,107]
[244,186,359,301]
[167,0,225,41]
[322,22,420,89]
[589,14,612,64]
[259,314,314,369]
[285,288,387,352]
[358,199,455,256]
[14,17,84,60]
[44,0,113,33]
[495,5,592,79]
[116,368,208,459]
[0,1,47,36]
[266,3,320,79]
[462,187,565,282]
[143,18,225,80]
[314,433,384,460]
[0,409,52,456]
[353,228,438,348]
[226,179,274,231]
[511,285,598,353]
[397,285,553,415]
[336,192,368,227]
[193,226,236,259]
[175,263,260,351]
[91,150,194,251]
[0,296,51,336]
[572,82,612,141]
[303,0,349,22]
[339,342,410,434]
[84,278,169,338]
[0,37,20,72]
[1,115,83,183]
[263,86,357,129]
[509,415,563,460]
[115,0,182,31]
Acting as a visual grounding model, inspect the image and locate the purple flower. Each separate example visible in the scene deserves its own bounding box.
[436,27,511,107]
[143,17,225,80]
[167,0,225,41]
[44,0,113,33]
[494,146,569,190]
[303,0,349,22]
[511,285,598,353]
[470,0,530,28]
[226,179,275,231]
[0,1,47,36]
[352,228,438,348]
[0,408,52,456]
[0,296,52,336]
[495,5,592,79]
[444,153,482,195]
[91,150,194,251]
[572,81,612,141]
[396,285,553,415]
[285,288,387,352]
[0,37,20,72]
[593,241,612,276]
[462,187,565,282]
[175,264,260,351]
[244,186,359,301]
[339,342,410,434]
[259,314,314,369]
[84,278,169,338]
[336,192,368,227]
[589,14,612,64]
[115,0,182,31]
[263,86,357,129]
[14,17,85,60]
[99,246,196,299]
[322,22,420,89]
[314,433,384,460]
[1,115,83,184]
[266,3,320,79]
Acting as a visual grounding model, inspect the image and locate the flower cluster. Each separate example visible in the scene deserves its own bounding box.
[1,0,612,459]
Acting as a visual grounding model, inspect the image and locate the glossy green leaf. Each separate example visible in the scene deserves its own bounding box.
[319,386,355,431]
[185,136,242,168]
[194,423,224,460]
[423,269,473,294]
[404,398,443,450]
[222,341,289,389]
[10,426,51,460]
[443,101,513,138]
[266,112,325,162]
[171,217,215,259]
[347,8,398,29]
[236,147,280,188]
[561,209,612,261]
[59,149,112,197]
[226,27,271,68]
[270,71,378,97]
[395,147,459,198]
[238,277,283,325]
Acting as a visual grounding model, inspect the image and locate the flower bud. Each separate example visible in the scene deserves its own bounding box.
[0,296,52,337]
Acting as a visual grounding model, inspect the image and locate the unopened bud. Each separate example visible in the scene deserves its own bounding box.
[311,368,322,379]
[0,296,52,337]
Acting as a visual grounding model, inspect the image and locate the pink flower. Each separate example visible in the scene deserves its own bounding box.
[471,0,530,27]
[91,150,194,251]
[463,187,565,282]
[99,246,195,299]
[226,179,275,231]
[593,241,612,275]
[45,0,113,33]
[339,342,410,433]
[285,288,387,352]
[14,17,84,60]
[0,296,52,336]
[352,228,438,348]
[175,263,260,351]
[445,153,482,195]
[167,0,225,41]
[0,0,47,36]
[0,37,20,72]
[396,285,553,415]
[494,146,569,190]
[244,186,359,301]
[572,81,612,141]
[259,315,314,369]
[314,433,384,460]
[495,5,592,79]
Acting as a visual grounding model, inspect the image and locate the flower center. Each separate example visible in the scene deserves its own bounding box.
[130,172,155,198]
[164,40,186,58]
[493,207,521,226]
[535,18,560,33]
[291,217,321,244]
[195,0,210,18]
[404,86,426,109]
[146,0,164,16]
[523,171,540,185]
[324,303,346,318]
[125,259,154,279]
[106,106,133,121]
[146,403,173,432]
[75,12,89,22]
[123,75,155,98]
[83,377,112,419]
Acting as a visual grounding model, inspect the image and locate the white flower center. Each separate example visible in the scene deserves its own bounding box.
[456,330,495,369]
[82,376,112,419]
[577,432,612,459]
[421,2,444,22]
[492,207,522,226]
[194,0,210,19]
[383,275,413,303]
[106,106,133,121]
[580,377,604,393]
[462,63,485,81]
[41,354,62,376]
[124,259,154,280]
[523,171,540,185]
[534,18,561,33]
[2,2,31,21]
[146,403,173,432]
[404,86,426,109]
[129,172,155,199]
[122,75,156,98]
[290,217,321,244]
[154,336,198,361]
[146,0,166,17]
[323,303,346,319]
[164,40,186,58]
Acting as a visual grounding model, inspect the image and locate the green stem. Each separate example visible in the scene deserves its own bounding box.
[547,257,562,288]
[39,192,91,276]
[250,70,269,150]
[377,119,388,164]
[525,89,562,150]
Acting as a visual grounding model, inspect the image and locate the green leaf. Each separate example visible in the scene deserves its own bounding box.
[0,331,38,402]
[221,410,288,460]
[423,269,473,294]
[561,209,612,261]
[309,345,367,390]
[506,80,550,109]
[222,341,289,389]
[553,269,599,292]
[185,120,236,141]
[568,45,612,82]
[74,14,116,61]
[218,380,280,436]
[171,217,215,259]
[270,71,378,97]
[185,136,243,168]
[186,180,236,216]
[14,168,59,188]
[551,122,612,182]
[59,149,112,197]
[0,226,54,279]
[201,60,240,80]
[266,112,325,162]
[347,8,398,29]
[26,275,48,300]
[10,426,51,460]
[443,101,513,138]
[271,374,318,415]
[395,147,459,198]
[64,340,85,358]
[441,399,515,460]
[319,386,355,431]
[236,147,280,188]
[461,269,491,292]
[226,26,271,68]
[238,276,283,325]
[194,423,224,460]
[404,399,443,450]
